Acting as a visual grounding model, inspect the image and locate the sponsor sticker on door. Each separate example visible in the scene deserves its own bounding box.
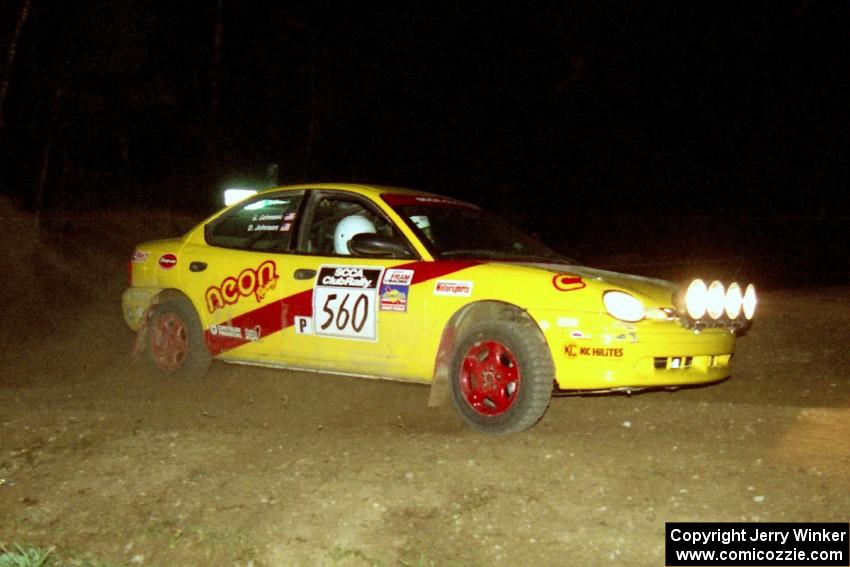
[433,279,473,297]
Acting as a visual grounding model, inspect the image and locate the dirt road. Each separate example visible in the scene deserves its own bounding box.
[1,208,848,566]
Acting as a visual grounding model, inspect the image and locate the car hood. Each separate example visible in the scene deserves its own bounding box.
[516,262,678,306]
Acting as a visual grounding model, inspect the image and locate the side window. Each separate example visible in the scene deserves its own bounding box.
[300,194,412,257]
[205,193,302,251]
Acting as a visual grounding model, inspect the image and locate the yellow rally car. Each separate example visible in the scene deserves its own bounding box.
[122,183,757,434]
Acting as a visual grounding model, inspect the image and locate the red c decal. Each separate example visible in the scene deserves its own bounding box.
[553,273,586,292]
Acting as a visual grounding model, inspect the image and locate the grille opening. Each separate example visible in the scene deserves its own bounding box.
[654,356,694,370]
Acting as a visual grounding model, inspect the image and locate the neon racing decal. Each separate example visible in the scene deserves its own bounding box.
[205,260,279,313]
[204,260,479,355]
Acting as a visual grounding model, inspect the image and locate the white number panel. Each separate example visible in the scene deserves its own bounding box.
[313,266,384,341]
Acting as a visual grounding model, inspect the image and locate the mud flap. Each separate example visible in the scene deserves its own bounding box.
[427,371,449,407]
[428,324,457,407]
[131,308,151,358]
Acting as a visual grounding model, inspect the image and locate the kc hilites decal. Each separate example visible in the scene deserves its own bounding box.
[313,265,384,340]
[205,260,279,313]
[565,344,624,358]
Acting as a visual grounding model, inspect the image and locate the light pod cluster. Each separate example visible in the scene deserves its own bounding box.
[684,279,757,329]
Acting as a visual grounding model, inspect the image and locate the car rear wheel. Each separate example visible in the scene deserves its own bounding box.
[145,296,212,379]
[450,319,554,434]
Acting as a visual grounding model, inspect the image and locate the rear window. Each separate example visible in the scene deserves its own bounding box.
[205,193,303,251]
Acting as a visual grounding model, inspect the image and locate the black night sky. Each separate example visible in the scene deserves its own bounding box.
[1,2,848,284]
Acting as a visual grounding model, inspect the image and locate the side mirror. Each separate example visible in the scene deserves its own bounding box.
[348,233,413,258]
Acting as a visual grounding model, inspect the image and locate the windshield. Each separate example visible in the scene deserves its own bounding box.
[383,194,571,263]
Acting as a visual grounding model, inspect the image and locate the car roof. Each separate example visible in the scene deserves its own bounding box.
[257,182,435,200]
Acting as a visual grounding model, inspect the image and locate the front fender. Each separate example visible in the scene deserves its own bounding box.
[427,300,547,406]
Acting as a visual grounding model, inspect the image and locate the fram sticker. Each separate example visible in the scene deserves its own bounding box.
[383,269,415,286]
[158,253,177,270]
[380,269,413,312]
[553,273,585,292]
[205,260,279,313]
[434,280,473,297]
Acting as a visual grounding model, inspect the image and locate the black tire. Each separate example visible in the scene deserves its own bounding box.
[144,296,212,380]
[450,319,554,434]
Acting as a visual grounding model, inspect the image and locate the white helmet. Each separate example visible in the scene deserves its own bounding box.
[334,215,376,255]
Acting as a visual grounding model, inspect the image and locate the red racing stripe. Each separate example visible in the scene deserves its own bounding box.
[204,260,479,355]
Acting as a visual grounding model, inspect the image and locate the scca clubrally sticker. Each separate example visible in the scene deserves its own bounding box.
[313,266,384,340]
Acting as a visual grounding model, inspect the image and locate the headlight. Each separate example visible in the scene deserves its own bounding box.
[603,291,645,322]
[706,281,725,320]
[685,279,707,319]
[724,282,743,319]
[743,283,757,320]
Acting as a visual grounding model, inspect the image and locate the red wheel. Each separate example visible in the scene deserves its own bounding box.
[144,296,212,379]
[459,340,521,416]
[451,319,554,434]
[150,312,189,372]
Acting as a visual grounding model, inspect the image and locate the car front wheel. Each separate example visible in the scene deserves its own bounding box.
[450,319,554,434]
[145,296,212,379]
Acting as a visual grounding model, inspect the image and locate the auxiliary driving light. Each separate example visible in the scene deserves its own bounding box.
[685,279,707,319]
[681,278,756,329]
[743,283,757,320]
[706,281,725,320]
[724,282,743,319]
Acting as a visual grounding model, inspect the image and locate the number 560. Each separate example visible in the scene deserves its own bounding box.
[319,292,369,334]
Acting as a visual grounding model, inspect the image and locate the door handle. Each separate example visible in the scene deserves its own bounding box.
[293,268,317,280]
[189,261,207,272]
